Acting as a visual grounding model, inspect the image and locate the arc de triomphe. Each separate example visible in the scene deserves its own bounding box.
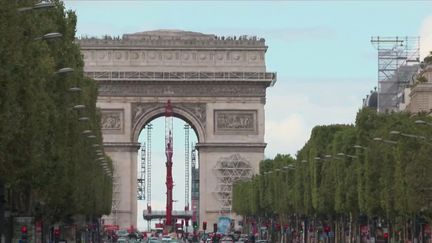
[78,30,276,228]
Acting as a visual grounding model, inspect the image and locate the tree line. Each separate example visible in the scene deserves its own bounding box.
[233,108,432,241]
[0,0,112,224]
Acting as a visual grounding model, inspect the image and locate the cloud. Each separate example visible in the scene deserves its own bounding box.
[264,76,370,158]
[420,15,432,59]
[265,114,309,158]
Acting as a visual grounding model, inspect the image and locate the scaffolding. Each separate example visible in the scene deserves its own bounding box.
[191,144,199,223]
[111,171,121,225]
[146,123,153,231]
[213,154,252,212]
[184,124,190,212]
[371,36,420,112]
[137,143,146,200]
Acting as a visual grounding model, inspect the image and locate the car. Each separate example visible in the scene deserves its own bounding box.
[236,237,249,243]
[220,236,235,243]
[116,237,128,243]
[148,237,162,243]
[161,235,172,242]
[117,229,129,237]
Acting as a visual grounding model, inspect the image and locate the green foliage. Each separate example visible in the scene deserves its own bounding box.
[0,0,112,223]
[232,108,432,224]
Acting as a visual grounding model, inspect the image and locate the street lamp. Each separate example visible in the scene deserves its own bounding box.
[56,67,74,75]
[373,137,397,145]
[415,120,432,126]
[82,130,92,135]
[353,145,367,150]
[78,116,89,122]
[72,105,86,110]
[68,87,82,93]
[389,130,423,139]
[336,152,357,159]
[18,2,56,12]
[34,32,63,41]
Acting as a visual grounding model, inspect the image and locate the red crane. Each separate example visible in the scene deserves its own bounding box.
[165,100,174,228]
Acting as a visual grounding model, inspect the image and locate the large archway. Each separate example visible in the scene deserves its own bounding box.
[132,103,206,143]
[79,29,275,229]
[135,115,199,231]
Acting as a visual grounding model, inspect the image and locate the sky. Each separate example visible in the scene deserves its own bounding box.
[62,0,432,229]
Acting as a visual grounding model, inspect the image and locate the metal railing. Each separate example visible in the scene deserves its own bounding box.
[85,71,276,82]
[143,210,193,216]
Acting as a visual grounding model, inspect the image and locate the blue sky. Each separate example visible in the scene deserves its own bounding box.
[62,0,432,228]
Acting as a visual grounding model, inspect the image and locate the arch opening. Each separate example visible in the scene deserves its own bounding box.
[132,104,206,143]
[136,115,199,231]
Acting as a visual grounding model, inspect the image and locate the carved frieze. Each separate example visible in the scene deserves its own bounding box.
[101,109,124,133]
[132,102,206,128]
[214,110,257,134]
[175,103,206,127]
[98,83,266,97]
[81,50,265,67]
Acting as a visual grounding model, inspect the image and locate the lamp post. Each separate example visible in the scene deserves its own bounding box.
[353,145,367,150]
[34,32,63,41]
[373,137,397,145]
[389,131,432,145]
[389,131,425,139]
[415,120,432,126]
[72,105,86,111]
[56,67,74,75]
[18,2,56,12]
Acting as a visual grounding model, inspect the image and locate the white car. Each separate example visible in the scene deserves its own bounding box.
[161,235,172,241]
[116,237,128,243]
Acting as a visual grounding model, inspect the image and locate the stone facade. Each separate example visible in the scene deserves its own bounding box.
[406,65,432,113]
[78,30,275,229]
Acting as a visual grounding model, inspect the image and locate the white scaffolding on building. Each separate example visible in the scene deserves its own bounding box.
[146,123,152,231]
[371,36,420,112]
[184,124,190,212]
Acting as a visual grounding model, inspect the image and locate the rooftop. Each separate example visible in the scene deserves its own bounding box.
[77,29,266,48]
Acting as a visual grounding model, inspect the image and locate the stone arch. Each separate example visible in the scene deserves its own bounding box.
[132,103,206,143]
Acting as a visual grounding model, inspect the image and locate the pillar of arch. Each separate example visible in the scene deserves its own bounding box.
[79,30,276,229]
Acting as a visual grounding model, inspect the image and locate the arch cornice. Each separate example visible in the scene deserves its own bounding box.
[131,102,206,142]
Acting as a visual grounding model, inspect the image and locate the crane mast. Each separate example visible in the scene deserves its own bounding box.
[165,100,174,228]
[142,101,193,232]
